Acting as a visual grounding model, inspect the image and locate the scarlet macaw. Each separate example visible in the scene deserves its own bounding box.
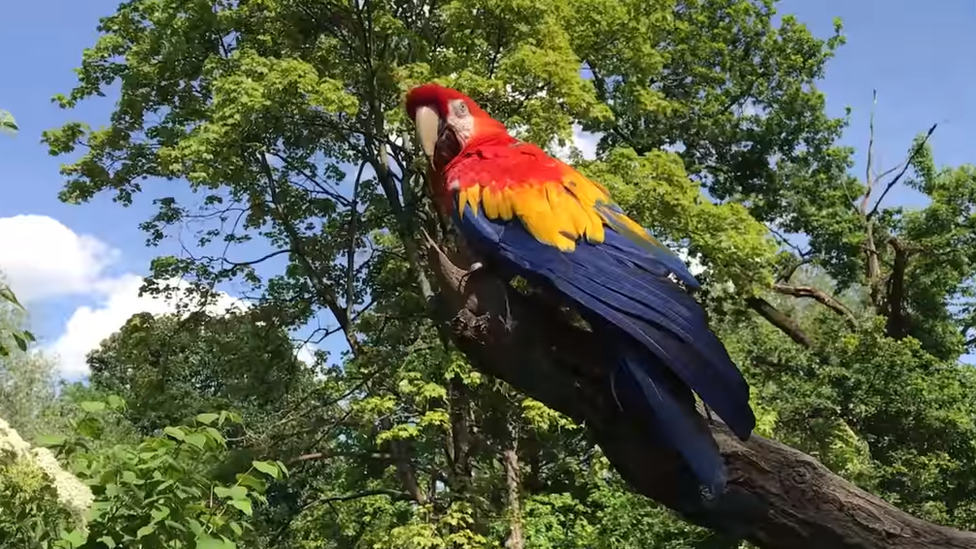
[406,83,755,495]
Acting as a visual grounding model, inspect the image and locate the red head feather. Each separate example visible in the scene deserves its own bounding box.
[405,83,492,121]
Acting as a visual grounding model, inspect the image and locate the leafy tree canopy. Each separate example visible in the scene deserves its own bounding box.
[26,0,976,546]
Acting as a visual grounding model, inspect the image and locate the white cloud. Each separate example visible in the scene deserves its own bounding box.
[0,215,119,302]
[0,214,262,379]
[48,274,247,379]
[553,125,602,162]
[296,341,318,365]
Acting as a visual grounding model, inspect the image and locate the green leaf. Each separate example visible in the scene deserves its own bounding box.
[252,460,280,479]
[59,529,86,547]
[136,524,156,539]
[121,470,143,485]
[80,400,106,413]
[187,518,204,536]
[214,485,247,500]
[275,460,289,477]
[97,536,117,548]
[196,534,234,549]
[196,412,220,425]
[229,498,253,516]
[36,434,67,447]
[150,506,170,522]
[0,285,23,308]
[0,110,18,135]
[185,432,208,449]
[12,332,28,352]
[204,427,225,445]
[164,520,187,532]
[234,473,266,492]
[163,426,186,441]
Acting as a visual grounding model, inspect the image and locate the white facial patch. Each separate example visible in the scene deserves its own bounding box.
[447,99,475,146]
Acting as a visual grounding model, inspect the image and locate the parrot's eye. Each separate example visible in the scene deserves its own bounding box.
[451,100,469,118]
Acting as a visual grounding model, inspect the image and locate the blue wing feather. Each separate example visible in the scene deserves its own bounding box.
[614,342,727,495]
[454,201,755,486]
[595,202,702,290]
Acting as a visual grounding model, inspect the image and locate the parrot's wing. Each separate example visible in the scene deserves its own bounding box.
[444,140,754,442]
[448,139,701,289]
[455,199,755,441]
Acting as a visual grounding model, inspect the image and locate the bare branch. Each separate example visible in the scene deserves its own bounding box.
[771,283,857,329]
[867,123,938,219]
[860,89,878,216]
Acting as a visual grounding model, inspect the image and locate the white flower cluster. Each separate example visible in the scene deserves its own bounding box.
[0,417,94,520]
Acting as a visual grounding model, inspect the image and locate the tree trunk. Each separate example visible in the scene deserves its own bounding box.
[503,418,524,549]
[448,376,473,494]
[427,245,976,549]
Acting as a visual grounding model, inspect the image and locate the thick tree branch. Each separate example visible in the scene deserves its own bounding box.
[771,283,857,329]
[426,245,976,549]
[885,237,917,340]
[745,297,813,347]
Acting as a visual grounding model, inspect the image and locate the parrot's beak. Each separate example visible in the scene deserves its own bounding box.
[413,105,441,163]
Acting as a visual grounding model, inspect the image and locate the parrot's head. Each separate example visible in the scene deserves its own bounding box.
[405,83,508,172]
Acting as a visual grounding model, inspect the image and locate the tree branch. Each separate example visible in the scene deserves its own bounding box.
[425,244,976,549]
[305,488,415,509]
[745,297,813,347]
[867,123,938,220]
[771,283,857,329]
[861,90,883,308]
[885,237,917,339]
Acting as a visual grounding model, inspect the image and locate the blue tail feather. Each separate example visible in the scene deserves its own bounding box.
[454,202,756,491]
[612,340,726,495]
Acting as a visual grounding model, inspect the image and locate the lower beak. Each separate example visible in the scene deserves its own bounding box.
[413,106,441,162]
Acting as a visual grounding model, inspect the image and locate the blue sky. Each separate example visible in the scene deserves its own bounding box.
[0,0,973,378]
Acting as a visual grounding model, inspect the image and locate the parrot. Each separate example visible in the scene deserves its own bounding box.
[405,83,756,495]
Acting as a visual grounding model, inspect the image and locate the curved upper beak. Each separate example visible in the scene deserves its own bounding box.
[413,105,442,162]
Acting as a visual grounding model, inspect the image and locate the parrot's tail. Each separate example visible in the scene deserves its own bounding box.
[610,340,727,496]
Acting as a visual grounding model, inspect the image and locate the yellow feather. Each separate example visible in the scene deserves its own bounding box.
[498,187,515,220]
[456,169,626,252]
[466,184,482,216]
[482,186,500,219]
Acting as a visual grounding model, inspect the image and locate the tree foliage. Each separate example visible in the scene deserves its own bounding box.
[87,311,314,435]
[13,0,976,546]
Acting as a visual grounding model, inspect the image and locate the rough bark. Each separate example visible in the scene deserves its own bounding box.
[448,376,473,494]
[885,237,915,340]
[745,297,813,347]
[502,418,524,549]
[426,245,976,549]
